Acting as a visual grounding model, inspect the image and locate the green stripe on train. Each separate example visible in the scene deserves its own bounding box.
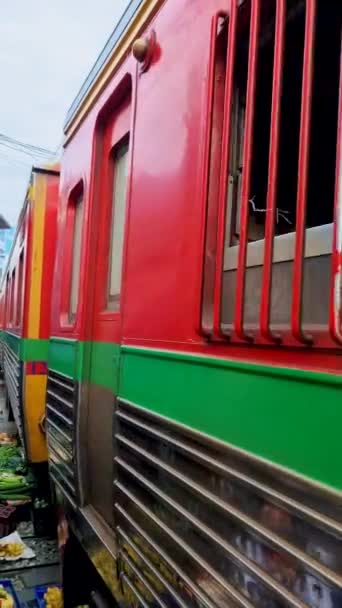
[120,346,342,492]
[49,337,82,379]
[2,332,49,361]
[49,337,120,391]
[47,337,342,491]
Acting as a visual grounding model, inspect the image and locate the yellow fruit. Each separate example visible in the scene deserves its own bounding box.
[0,542,24,558]
[44,587,63,608]
[0,588,14,608]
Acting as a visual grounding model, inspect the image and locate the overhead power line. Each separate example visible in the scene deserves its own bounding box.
[0,152,32,169]
[0,141,49,160]
[0,133,56,158]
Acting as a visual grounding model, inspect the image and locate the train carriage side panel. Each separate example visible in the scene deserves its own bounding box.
[49,0,342,606]
[2,166,59,462]
[23,167,59,463]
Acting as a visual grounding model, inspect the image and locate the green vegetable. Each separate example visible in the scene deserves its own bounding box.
[0,446,23,473]
[1,494,31,501]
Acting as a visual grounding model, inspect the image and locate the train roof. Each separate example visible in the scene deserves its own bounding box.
[0,164,60,289]
[63,0,160,142]
[32,162,60,176]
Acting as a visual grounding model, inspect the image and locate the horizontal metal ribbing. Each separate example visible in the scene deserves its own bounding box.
[48,444,75,479]
[4,360,20,378]
[47,370,78,508]
[3,345,20,368]
[117,408,342,537]
[120,574,149,608]
[5,386,19,412]
[4,371,19,399]
[9,404,23,441]
[4,360,20,381]
[4,361,20,388]
[48,375,74,394]
[46,389,73,410]
[4,356,20,380]
[119,550,168,608]
[48,368,73,381]
[47,417,72,443]
[115,503,215,608]
[49,471,77,510]
[46,403,72,427]
[115,480,254,608]
[117,434,342,590]
[49,460,76,496]
[118,399,342,508]
[117,526,188,608]
[116,457,307,608]
[47,432,73,463]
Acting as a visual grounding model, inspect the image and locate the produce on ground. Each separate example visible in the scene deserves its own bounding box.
[0,586,14,608]
[92,550,126,604]
[0,531,35,561]
[0,471,34,502]
[0,542,24,558]
[44,587,63,608]
[0,434,17,446]
[0,446,23,473]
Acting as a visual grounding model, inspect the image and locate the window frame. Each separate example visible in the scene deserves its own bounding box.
[200,1,341,348]
[92,90,132,326]
[15,249,24,329]
[5,273,11,327]
[60,181,85,329]
[222,8,334,272]
[9,268,16,327]
[224,223,332,271]
[106,134,130,312]
[69,191,84,322]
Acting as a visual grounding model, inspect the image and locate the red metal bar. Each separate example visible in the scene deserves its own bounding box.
[213,0,239,338]
[260,0,286,342]
[291,0,316,344]
[234,0,260,340]
[198,11,227,336]
[329,33,342,345]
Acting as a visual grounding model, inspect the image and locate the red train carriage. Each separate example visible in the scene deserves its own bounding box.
[48,1,342,606]
[1,165,59,463]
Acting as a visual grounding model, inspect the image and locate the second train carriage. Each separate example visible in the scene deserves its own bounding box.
[48,0,342,607]
[1,164,59,463]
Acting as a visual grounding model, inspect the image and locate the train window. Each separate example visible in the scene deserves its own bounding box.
[10,269,15,325]
[5,274,10,326]
[107,138,129,310]
[69,190,83,322]
[202,0,342,342]
[16,252,24,327]
[225,1,338,248]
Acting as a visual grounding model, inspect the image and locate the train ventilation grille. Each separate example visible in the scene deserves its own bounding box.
[3,343,23,445]
[0,340,4,373]
[114,399,342,608]
[46,370,77,508]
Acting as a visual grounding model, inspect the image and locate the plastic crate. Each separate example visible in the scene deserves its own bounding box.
[0,579,21,608]
[34,585,61,608]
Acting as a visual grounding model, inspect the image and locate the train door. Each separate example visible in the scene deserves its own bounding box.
[84,92,131,526]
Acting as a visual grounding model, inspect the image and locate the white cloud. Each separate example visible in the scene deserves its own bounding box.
[0,0,130,225]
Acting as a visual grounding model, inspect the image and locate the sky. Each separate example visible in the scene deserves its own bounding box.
[0,0,130,227]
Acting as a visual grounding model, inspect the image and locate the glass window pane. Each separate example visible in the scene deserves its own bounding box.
[69,193,83,320]
[16,253,24,326]
[11,271,16,323]
[108,140,129,309]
